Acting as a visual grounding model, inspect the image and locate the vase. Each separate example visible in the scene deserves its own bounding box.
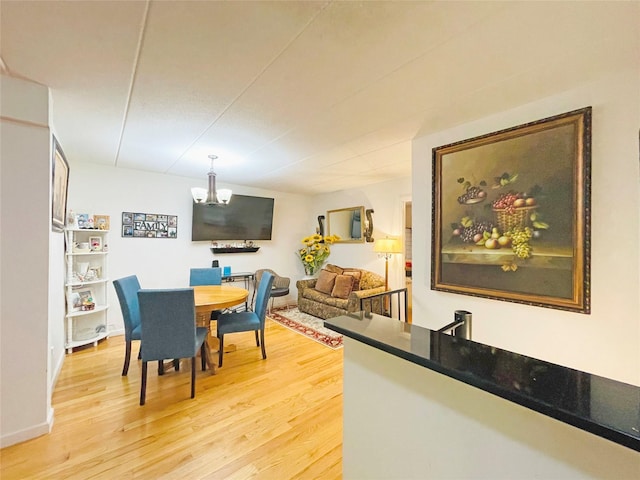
[304,265,317,276]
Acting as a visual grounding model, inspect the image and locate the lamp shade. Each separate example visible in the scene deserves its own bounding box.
[191,187,207,203]
[216,188,233,204]
[374,237,401,254]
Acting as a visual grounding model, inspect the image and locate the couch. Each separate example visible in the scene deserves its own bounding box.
[296,264,386,319]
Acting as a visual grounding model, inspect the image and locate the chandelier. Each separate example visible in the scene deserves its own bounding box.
[191,155,232,205]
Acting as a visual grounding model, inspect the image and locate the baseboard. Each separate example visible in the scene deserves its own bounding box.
[0,409,53,448]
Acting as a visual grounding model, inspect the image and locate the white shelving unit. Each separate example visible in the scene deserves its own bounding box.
[65,228,109,353]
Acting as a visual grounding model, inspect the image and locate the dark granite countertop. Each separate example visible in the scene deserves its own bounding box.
[325,312,640,452]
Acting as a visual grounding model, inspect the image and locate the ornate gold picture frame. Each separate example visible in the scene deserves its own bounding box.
[432,107,591,313]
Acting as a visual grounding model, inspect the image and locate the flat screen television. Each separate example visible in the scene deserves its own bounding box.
[191,194,275,241]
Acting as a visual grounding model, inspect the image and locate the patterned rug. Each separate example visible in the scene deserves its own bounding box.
[268,307,343,349]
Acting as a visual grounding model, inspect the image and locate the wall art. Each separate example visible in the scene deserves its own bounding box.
[122,212,177,238]
[51,135,69,232]
[432,107,591,313]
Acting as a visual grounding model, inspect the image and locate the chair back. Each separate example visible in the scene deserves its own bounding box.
[254,271,275,325]
[113,275,142,341]
[138,288,197,362]
[189,267,222,286]
[255,268,290,289]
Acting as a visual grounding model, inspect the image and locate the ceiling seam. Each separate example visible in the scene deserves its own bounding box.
[0,54,48,86]
[164,0,334,173]
[242,2,511,163]
[113,0,151,168]
[260,137,412,180]
[0,55,9,74]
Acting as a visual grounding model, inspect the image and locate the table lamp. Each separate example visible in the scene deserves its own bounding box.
[374,236,402,290]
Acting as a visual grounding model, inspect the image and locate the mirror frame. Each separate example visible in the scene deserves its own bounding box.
[326,206,365,243]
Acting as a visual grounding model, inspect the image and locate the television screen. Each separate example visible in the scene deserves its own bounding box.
[191,194,275,241]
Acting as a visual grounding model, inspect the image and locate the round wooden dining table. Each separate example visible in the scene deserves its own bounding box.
[193,285,249,316]
[193,285,249,374]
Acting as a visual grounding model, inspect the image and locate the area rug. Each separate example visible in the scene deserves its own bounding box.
[268,307,343,349]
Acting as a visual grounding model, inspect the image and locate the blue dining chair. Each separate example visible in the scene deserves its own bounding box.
[137,288,208,405]
[189,267,222,287]
[113,275,142,376]
[216,271,275,367]
[190,267,223,320]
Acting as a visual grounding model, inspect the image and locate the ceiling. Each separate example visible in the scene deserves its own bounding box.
[0,1,631,194]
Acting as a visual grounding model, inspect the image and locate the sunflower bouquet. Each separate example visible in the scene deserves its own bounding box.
[298,233,340,275]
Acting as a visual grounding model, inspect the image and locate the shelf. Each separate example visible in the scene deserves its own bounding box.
[210,247,260,254]
[65,330,109,352]
[66,304,109,318]
[66,251,108,256]
[66,278,109,287]
[65,227,110,355]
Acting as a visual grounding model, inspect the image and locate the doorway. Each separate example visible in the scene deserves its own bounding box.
[404,201,412,323]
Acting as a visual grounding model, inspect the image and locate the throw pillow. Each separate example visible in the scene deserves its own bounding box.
[325,264,344,275]
[331,274,355,299]
[315,269,338,294]
[342,269,362,291]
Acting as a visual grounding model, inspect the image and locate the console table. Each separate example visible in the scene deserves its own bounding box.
[325,312,639,479]
[222,272,256,310]
[221,271,254,290]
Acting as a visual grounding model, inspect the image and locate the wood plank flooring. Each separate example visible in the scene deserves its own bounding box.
[0,319,343,479]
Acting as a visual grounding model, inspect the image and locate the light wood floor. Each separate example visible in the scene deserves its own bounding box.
[0,319,344,479]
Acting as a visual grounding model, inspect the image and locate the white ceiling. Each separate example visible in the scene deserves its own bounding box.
[0,1,633,194]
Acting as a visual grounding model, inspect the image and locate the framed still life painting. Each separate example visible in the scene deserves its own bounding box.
[431,107,591,313]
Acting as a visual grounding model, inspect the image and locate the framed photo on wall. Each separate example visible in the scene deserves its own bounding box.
[121,211,177,238]
[431,107,591,313]
[51,135,69,232]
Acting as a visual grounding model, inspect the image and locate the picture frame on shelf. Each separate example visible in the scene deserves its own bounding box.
[93,215,110,230]
[89,236,103,252]
[76,213,90,229]
[431,107,591,314]
[51,135,70,232]
[88,266,102,280]
[77,288,95,311]
[67,291,82,312]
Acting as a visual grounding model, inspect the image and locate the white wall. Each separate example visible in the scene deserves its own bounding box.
[67,164,413,334]
[0,75,55,447]
[343,339,640,479]
[411,70,640,385]
[311,176,412,290]
[67,163,313,334]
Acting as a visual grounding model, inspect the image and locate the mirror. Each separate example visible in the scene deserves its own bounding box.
[327,206,365,243]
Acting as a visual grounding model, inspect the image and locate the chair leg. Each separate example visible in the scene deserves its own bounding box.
[218,334,224,367]
[255,330,260,346]
[173,358,180,371]
[138,347,142,360]
[200,343,207,371]
[158,360,165,376]
[260,329,266,359]
[140,361,148,405]
[122,340,132,376]
[191,356,196,399]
